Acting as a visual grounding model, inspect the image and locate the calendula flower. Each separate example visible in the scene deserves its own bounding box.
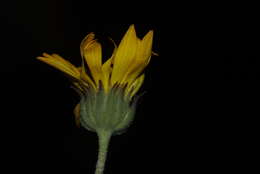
[37,24,156,174]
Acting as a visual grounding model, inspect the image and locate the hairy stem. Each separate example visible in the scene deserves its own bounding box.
[95,130,112,174]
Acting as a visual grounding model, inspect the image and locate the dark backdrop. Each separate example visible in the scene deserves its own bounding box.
[1,1,258,173]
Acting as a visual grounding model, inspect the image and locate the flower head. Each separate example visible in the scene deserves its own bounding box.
[37,24,155,133]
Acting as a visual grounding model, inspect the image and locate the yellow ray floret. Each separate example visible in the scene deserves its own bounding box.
[37,53,81,80]
[110,25,138,85]
[82,35,103,86]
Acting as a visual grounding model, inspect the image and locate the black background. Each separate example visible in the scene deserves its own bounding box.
[1,1,259,173]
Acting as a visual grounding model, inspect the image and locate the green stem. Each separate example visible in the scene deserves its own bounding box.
[95,130,112,174]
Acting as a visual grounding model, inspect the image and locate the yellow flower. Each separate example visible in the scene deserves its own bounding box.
[37,24,155,127]
[38,25,157,174]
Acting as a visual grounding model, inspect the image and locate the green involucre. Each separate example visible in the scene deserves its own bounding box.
[79,87,137,135]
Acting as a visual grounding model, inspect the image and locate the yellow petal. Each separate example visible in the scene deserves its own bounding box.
[99,38,117,92]
[81,34,103,86]
[140,30,153,64]
[73,103,81,127]
[101,58,113,92]
[125,74,145,98]
[124,64,145,86]
[120,38,142,83]
[37,53,80,79]
[52,53,81,75]
[80,33,100,89]
[108,37,118,64]
[80,33,95,58]
[111,24,138,85]
[122,30,153,85]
